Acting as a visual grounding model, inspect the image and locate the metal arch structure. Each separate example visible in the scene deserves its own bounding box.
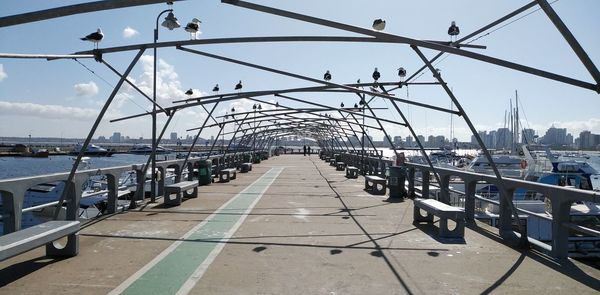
[3,0,598,250]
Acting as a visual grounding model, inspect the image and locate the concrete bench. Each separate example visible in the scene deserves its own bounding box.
[413,198,465,239]
[240,162,252,173]
[346,166,359,178]
[164,180,199,206]
[336,162,346,171]
[0,220,80,261]
[364,175,387,195]
[329,158,336,166]
[219,168,237,183]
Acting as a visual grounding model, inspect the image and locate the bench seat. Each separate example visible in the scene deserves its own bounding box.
[346,166,359,178]
[164,180,199,206]
[336,162,346,171]
[364,175,387,195]
[240,162,253,173]
[413,198,465,239]
[0,220,80,261]
[219,168,237,183]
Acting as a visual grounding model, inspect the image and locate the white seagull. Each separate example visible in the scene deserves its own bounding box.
[81,28,103,49]
[372,19,386,31]
[184,18,202,40]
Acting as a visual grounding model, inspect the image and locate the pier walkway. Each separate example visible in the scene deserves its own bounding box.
[1,155,599,294]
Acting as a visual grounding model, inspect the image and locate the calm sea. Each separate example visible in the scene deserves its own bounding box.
[0,154,153,180]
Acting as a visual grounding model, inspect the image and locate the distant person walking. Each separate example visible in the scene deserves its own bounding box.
[307,146,311,155]
[303,145,307,156]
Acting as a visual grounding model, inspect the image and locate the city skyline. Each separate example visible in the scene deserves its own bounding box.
[4,124,599,151]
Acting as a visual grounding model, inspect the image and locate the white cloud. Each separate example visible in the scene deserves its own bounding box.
[122,26,139,38]
[0,64,6,81]
[0,101,97,121]
[546,119,600,137]
[135,55,187,103]
[74,81,99,97]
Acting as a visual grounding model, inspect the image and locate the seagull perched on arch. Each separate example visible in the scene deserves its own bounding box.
[184,18,201,40]
[81,28,103,49]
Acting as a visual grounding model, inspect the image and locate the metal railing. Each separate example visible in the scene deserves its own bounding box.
[0,151,256,235]
[327,151,600,259]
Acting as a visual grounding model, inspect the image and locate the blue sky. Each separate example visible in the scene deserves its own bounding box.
[0,0,599,142]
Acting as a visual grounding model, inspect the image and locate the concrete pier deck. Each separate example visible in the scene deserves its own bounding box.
[1,155,599,294]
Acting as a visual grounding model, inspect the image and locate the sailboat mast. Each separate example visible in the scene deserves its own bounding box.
[515,89,521,148]
[510,99,513,151]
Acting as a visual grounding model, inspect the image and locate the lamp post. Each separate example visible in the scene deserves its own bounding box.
[152,6,180,201]
[252,103,261,160]
[222,112,228,154]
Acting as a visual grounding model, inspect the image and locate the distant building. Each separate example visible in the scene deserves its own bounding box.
[566,133,573,146]
[540,126,567,146]
[111,132,121,143]
[417,135,425,146]
[170,132,177,141]
[405,136,414,147]
[495,128,511,150]
[579,130,600,150]
[427,135,435,147]
[435,135,446,147]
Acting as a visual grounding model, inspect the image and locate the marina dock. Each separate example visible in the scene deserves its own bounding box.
[1,1,600,294]
[1,154,598,294]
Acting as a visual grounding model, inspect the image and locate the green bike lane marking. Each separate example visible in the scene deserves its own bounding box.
[111,167,283,295]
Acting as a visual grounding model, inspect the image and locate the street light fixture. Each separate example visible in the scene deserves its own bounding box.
[151,4,181,202]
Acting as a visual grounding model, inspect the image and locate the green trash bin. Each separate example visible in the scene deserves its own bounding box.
[387,166,407,199]
[198,160,212,185]
[334,154,341,162]
[243,154,252,163]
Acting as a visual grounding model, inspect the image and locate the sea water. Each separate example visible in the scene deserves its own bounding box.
[0,154,152,180]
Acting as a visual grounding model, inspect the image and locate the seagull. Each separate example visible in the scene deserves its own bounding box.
[235,80,243,91]
[356,78,364,89]
[212,84,219,93]
[184,18,201,40]
[372,19,386,31]
[448,21,460,37]
[323,70,332,81]
[81,28,103,49]
[340,102,345,108]
[185,88,193,96]
[354,103,359,108]
[372,67,381,81]
[397,67,407,78]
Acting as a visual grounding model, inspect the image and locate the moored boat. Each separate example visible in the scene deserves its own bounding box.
[70,143,115,157]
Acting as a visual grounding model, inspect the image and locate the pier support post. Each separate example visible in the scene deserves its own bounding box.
[551,197,572,259]
[499,187,516,236]
[46,178,81,257]
[439,174,451,204]
[421,170,429,199]
[106,173,118,214]
[464,179,477,222]
[184,162,198,198]
[0,189,24,233]
[408,168,416,199]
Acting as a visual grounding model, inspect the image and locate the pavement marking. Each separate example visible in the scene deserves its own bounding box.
[110,167,283,295]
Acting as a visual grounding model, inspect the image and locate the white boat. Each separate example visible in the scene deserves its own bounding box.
[467,154,525,179]
[70,143,115,157]
[129,144,172,155]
